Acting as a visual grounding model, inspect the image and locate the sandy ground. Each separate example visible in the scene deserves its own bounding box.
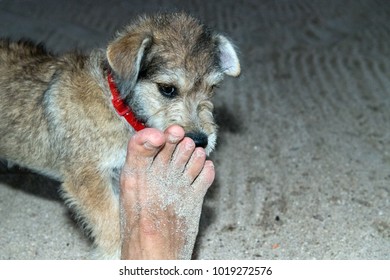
[0,0,389,259]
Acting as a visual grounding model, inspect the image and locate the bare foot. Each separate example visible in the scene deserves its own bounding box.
[119,125,215,259]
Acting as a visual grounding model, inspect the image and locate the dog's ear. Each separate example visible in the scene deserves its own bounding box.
[106,32,152,97]
[216,35,241,77]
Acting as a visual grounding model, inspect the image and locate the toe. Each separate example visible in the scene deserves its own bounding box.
[155,125,185,164]
[121,128,165,194]
[184,148,207,183]
[123,128,165,172]
[171,137,196,171]
[192,160,215,194]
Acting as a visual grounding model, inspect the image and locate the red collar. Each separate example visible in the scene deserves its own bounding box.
[107,72,146,131]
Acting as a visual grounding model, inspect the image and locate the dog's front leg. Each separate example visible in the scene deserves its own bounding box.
[61,168,121,259]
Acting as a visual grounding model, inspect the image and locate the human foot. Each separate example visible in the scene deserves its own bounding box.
[120,125,215,259]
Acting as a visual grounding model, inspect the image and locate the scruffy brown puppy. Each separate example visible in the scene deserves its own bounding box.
[0,13,240,258]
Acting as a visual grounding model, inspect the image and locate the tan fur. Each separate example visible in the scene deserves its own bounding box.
[0,13,240,259]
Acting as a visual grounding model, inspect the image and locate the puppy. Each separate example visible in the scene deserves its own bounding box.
[0,13,240,258]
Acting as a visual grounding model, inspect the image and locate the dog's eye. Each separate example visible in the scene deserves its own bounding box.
[158,85,178,98]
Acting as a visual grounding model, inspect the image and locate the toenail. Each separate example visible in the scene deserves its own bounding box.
[144,141,157,150]
[168,134,181,143]
[195,148,205,158]
[185,140,195,151]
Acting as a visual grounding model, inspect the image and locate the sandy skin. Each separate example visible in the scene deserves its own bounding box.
[119,125,215,259]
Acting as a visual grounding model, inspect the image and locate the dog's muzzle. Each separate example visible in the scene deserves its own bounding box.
[185,132,208,149]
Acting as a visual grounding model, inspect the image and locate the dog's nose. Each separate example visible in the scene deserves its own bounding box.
[185,132,208,148]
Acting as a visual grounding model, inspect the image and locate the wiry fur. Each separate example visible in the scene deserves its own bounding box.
[0,13,240,259]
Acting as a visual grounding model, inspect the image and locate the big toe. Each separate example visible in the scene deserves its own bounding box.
[125,128,165,166]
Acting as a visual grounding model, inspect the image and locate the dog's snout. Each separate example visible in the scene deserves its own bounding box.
[185,132,208,148]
